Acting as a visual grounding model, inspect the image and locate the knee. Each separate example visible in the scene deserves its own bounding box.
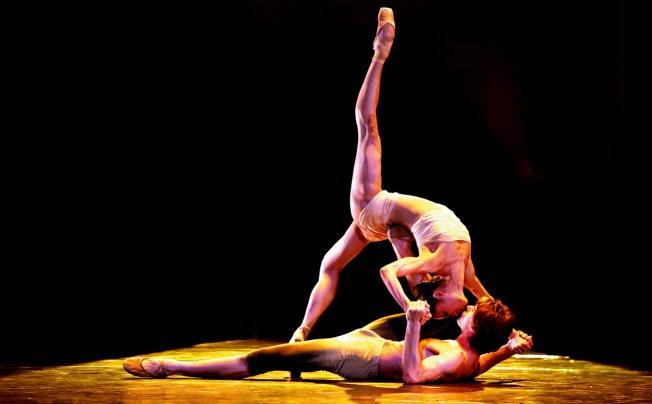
[319,257,342,280]
[355,110,379,131]
[245,351,265,377]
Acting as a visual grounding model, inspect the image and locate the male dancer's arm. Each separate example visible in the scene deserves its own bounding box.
[402,301,460,383]
[476,329,533,376]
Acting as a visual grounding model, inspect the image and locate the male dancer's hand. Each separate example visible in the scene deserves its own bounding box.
[406,300,431,325]
[507,329,533,354]
[288,325,310,381]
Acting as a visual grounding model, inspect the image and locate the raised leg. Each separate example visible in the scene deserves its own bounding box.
[350,8,396,219]
[290,7,396,382]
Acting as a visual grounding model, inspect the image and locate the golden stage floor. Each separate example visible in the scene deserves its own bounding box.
[1,339,650,403]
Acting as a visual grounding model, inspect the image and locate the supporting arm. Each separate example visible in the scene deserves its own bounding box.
[388,225,422,296]
[464,260,493,299]
[380,251,444,312]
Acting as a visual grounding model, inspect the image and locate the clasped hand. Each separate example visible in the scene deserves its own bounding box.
[507,329,533,354]
[406,300,432,325]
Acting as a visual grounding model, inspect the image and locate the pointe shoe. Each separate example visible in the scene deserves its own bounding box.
[123,356,169,378]
[373,7,396,62]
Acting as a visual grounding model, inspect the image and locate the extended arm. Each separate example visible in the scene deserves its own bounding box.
[402,301,434,383]
[476,329,533,376]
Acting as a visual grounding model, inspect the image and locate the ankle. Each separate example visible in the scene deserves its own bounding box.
[372,56,386,65]
[161,359,177,375]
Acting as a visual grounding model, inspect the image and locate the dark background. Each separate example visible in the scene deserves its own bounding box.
[5,1,644,370]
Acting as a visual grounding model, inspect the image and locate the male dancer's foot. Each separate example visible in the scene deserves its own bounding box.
[123,356,169,378]
[373,7,396,63]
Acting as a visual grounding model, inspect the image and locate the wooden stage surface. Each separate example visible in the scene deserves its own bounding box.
[1,339,649,403]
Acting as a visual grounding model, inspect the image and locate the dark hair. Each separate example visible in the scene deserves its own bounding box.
[414,274,443,311]
[469,297,516,354]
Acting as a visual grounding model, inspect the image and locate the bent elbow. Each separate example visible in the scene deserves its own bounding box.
[379,266,392,280]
